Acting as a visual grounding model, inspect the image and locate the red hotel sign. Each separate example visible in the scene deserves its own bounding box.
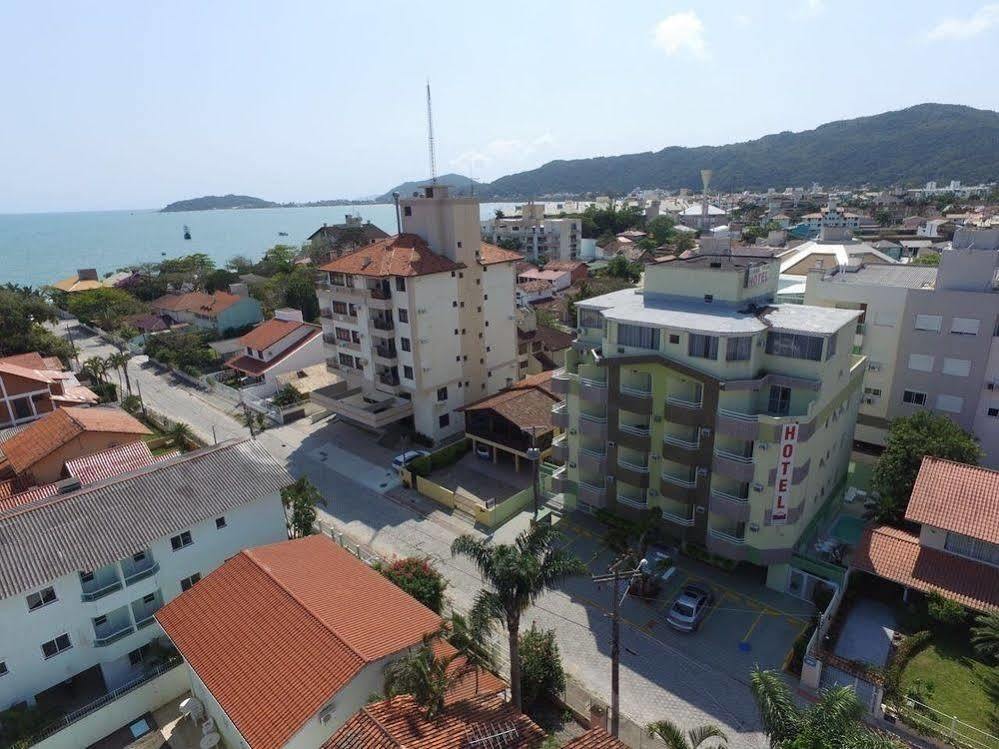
[772,422,799,525]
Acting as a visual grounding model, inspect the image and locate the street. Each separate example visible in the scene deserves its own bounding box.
[59,318,787,749]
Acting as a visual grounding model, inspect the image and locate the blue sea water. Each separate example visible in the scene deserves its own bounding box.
[0,202,517,287]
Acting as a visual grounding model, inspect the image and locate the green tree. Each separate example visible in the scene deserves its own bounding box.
[280,477,321,538]
[971,611,999,662]
[203,268,240,293]
[750,668,901,749]
[168,421,194,450]
[446,609,496,695]
[600,508,668,597]
[284,268,320,322]
[383,642,464,720]
[81,356,109,385]
[378,558,448,614]
[255,245,296,277]
[158,253,216,276]
[106,351,132,395]
[646,215,677,245]
[875,209,894,227]
[647,719,727,749]
[870,411,982,524]
[604,255,641,282]
[451,524,586,710]
[496,237,522,251]
[66,287,143,330]
[519,624,566,708]
[0,285,74,361]
[226,254,255,274]
[675,233,696,253]
[913,252,941,266]
[272,384,304,407]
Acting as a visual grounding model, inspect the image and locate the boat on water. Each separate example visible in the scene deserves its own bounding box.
[183,225,191,240]
[278,231,288,236]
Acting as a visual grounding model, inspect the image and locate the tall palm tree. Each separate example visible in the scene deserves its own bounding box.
[105,354,123,393]
[107,351,132,395]
[451,523,586,710]
[168,421,194,450]
[971,612,999,661]
[82,356,107,385]
[383,642,464,720]
[446,609,496,696]
[750,668,901,749]
[647,719,727,749]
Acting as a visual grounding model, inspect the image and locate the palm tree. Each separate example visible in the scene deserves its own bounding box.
[105,354,124,393]
[647,719,727,749]
[82,356,107,385]
[451,523,586,710]
[446,609,496,696]
[107,351,132,395]
[971,612,999,661]
[168,422,194,450]
[750,668,901,749]
[383,642,464,720]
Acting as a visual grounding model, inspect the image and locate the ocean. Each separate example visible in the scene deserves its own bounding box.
[0,202,518,287]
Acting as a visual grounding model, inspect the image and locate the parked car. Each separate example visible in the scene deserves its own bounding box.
[665,583,714,632]
[392,450,429,471]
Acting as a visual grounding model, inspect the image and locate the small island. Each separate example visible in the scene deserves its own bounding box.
[160,194,278,212]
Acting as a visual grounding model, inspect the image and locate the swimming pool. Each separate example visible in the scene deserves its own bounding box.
[830,514,866,546]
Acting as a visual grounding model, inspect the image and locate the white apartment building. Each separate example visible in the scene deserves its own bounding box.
[482,201,581,262]
[0,439,289,716]
[316,185,521,443]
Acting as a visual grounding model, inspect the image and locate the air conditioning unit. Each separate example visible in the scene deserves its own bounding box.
[696,467,708,477]
[318,704,336,725]
[752,482,764,492]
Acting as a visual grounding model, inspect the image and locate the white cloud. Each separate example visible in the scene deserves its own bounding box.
[803,0,825,16]
[927,3,999,39]
[652,11,708,59]
[734,13,753,26]
[450,133,557,179]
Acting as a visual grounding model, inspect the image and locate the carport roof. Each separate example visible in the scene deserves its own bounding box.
[459,371,561,432]
[852,525,999,612]
[907,457,999,544]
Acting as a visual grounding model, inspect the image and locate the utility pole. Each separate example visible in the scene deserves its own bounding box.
[592,558,647,738]
[135,379,147,419]
[526,425,540,521]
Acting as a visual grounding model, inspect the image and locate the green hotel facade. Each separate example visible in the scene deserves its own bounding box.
[549,253,867,592]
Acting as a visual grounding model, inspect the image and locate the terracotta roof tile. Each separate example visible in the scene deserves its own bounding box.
[238,318,314,351]
[152,291,244,317]
[479,241,524,266]
[0,407,150,474]
[460,374,561,432]
[156,536,445,749]
[562,727,630,749]
[226,326,321,376]
[907,457,999,544]
[319,234,463,278]
[517,280,553,294]
[0,353,59,370]
[852,525,999,612]
[322,694,546,749]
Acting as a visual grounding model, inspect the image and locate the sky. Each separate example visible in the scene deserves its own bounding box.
[1,0,998,213]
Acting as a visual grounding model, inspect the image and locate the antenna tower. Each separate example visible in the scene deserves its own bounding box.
[426,81,438,184]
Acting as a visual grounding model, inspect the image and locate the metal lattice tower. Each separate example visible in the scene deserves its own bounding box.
[426,81,438,184]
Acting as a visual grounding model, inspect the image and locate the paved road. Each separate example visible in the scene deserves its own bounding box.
[59,318,784,748]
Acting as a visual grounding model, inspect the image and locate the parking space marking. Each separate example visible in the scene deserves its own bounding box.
[656,573,688,611]
[681,572,809,626]
[742,609,766,643]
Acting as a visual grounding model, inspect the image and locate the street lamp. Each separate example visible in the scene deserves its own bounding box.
[526,425,541,521]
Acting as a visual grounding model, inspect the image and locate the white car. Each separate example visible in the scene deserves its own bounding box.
[392,450,429,471]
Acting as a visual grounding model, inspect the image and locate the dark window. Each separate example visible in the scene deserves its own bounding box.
[688,334,719,360]
[765,332,823,361]
[401,337,411,352]
[403,365,414,380]
[669,334,680,344]
[704,294,714,303]
[93,615,107,627]
[335,327,351,342]
[338,353,355,368]
[398,309,409,323]
[80,570,94,584]
[132,551,145,562]
[452,301,458,307]
[484,294,488,300]
[142,593,156,604]
[170,531,193,551]
[332,301,348,315]
[180,573,201,591]
[215,516,227,530]
[903,390,927,406]
[395,277,406,292]
[437,387,447,402]
[439,414,450,428]
[988,407,999,417]
[26,586,57,611]
[825,333,838,360]
[618,324,660,350]
[403,206,412,216]
[457,241,462,248]
[0,661,7,676]
[41,634,71,659]
[11,398,32,420]
[726,337,752,361]
[768,386,791,416]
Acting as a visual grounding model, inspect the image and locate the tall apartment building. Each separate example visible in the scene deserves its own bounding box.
[483,201,581,262]
[550,253,866,589]
[805,229,999,465]
[317,185,521,443]
[0,438,289,714]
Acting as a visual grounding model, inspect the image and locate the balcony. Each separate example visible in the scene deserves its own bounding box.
[579,411,608,439]
[709,490,751,521]
[578,446,606,473]
[712,447,756,482]
[123,561,159,587]
[551,434,568,462]
[579,376,608,404]
[80,566,123,603]
[661,471,697,489]
[372,317,395,332]
[578,479,608,506]
[663,431,700,450]
[320,307,333,319]
[551,369,574,396]
[660,507,696,527]
[552,402,569,429]
[665,395,705,426]
[378,372,401,387]
[339,339,362,352]
[616,489,648,510]
[551,466,569,493]
[619,382,653,414]
[715,408,761,440]
[374,344,398,363]
[706,526,749,560]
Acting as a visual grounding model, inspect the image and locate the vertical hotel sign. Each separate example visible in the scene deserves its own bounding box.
[772,422,799,525]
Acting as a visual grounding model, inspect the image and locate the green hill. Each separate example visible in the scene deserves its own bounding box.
[480,104,999,198]
[376,174,484,202]
[161,194,278,212]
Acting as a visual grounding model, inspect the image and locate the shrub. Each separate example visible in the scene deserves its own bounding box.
[926,592,966,626]
[883,630,932,704]
[378,558,447,614]
[90,380,118,403]
[788,617,818,677]
[273,384,305,407]
[121,394,142,415]
[519,624,566,709]
[408,455,432,477]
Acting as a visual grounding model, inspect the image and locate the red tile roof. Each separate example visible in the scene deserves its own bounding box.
[852,525,999,612]
[322,694,546,749]
[156,535,446,749]
[479,241,524,266]
[907,457,999,544]
[562,727,630,749]
[0,361,64,385]
[0,407,150,475]
[225,324,321,376]
[319,234,463,278]
[151,291,244,318]
[239,318,313,351]
[0,353,63,371]
[460,372,561,432]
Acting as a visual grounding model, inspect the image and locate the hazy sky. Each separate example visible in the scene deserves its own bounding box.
[2,0,997,213]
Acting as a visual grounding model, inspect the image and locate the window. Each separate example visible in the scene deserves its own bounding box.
[170,531,193,551]
[914,314,942,332]
[617,324,659,350]
[703,294,713,303]
[942,358,971,377]
[688,334,719,360]
[338,353,355,368]
[332,301,347,315]
[180,573,201,591]
[93,614,107,627]
[950,317,980,335]
[0,661,7,677]
[132,551,146,563]
[437,387,447,402]
[902,389,927,406]
[765,332,823,361]
[41,634,71,659]
[768,386,791,416]
[725,337,752,361]
[142,593,156,604]
[944,532,999,565]
[908,354,934,372]
[128,644,152,667]
[215,516,227,530]
[397,308,409,323]
[935,394,964,414]
[578,309,602,329]
[825,333,837,360]
[335,327,351,342]
[669,334,680,344]
[80,570,94,584]
[989,407,999,417]
[863,387,883,397]
[439,414,450,429]
[401,337,411,352]
[26,586,57,611]
[403,206,412,216]
[395,277,406,292]
[403,365,414,380]
[11,398,31,420]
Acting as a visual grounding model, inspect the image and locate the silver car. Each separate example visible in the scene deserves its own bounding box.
[666,583,714,632]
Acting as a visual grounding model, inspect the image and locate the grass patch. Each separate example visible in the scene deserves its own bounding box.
[847,459,875,493]
[901,629,998,738]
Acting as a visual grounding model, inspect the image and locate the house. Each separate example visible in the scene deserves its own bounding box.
[0,406,151,487]
[0,353,98,428]
[516,309,573,376]
[324,694,546,749]
[852,457,999,612]
[51,268,104,293]
[308,215,390,261]
[315,185,522,443]
[517,267,573,292]
[562,727,630,749]
[460,370,563,471]
[544,260,589,285]
[150,288,263,336]
[680,202,728,230]
[224,311,324,393]
[554,251,865,592]
[516,279,555,306]
[156,534,503,749]
[0,438,290,721]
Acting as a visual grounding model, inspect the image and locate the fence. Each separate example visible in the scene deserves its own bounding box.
[891,699,999,749]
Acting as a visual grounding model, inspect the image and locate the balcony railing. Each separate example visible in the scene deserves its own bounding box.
[134,613,158,629]
[580,377,607,389]
[663,433,699,449]
[661,472,697,488]
[711,488,749,503]
[378,373,400,387]
[123,562,159,586]
[661,509,696,526]
[620,384,652,398]
[666,395,702,409]
[579,479,606,493]
[81,580,122,603]
[714,447,754,464]
[579,446,606,458]
[320,308,333,319]
[617,493,648,509]
[580,411,607,423]
[372,318,395,331]
[708,527,746,545]
[93,624,134,647]
[717,407,758,422]
[619,423,650,436]
[375,345,398,359]
[617,457,649,473]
